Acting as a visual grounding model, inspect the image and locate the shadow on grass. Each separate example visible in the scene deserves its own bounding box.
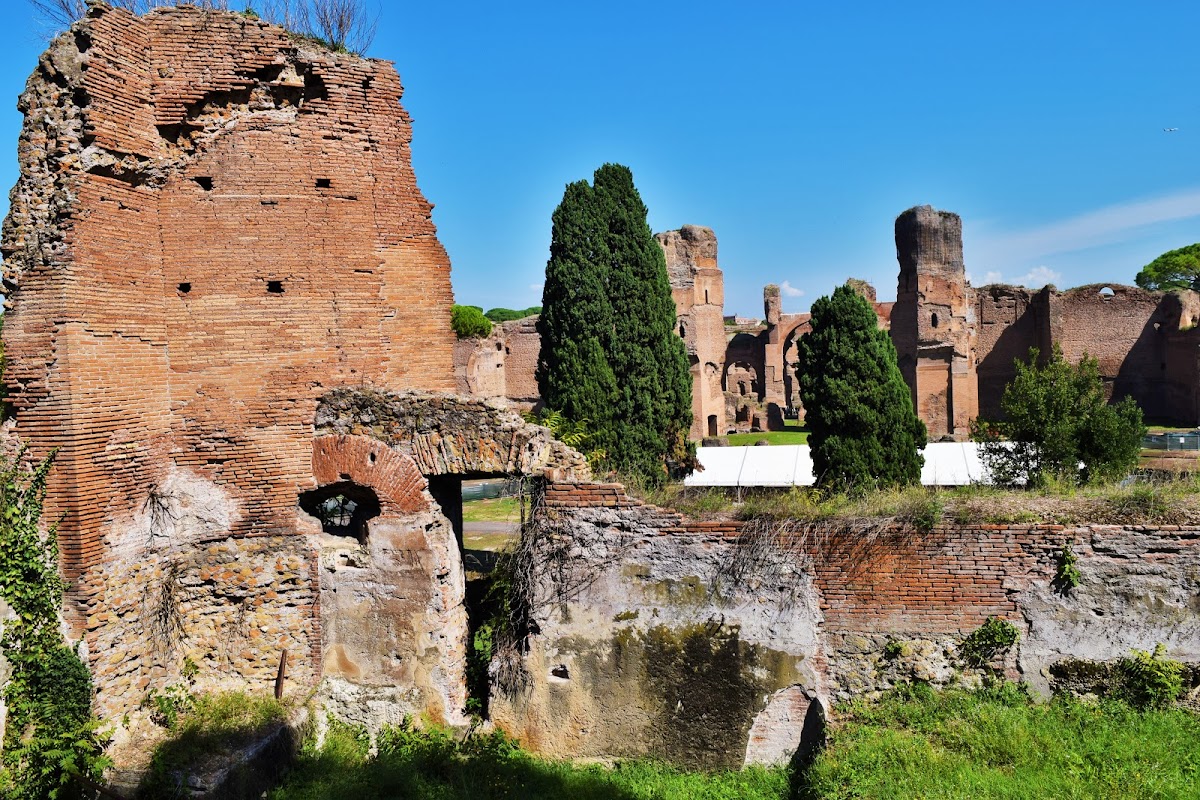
[273,722,790,800]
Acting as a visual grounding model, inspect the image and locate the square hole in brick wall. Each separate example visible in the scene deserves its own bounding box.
[316,178,332,189]
[267,280,284,294]
[193,176,214,191]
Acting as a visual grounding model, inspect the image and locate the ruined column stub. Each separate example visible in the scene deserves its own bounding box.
[2,5,456,594]
[892,206,978,441]
[656,226,726,439]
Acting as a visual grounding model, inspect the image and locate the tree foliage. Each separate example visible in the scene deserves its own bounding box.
[484,307,541,323]
[536,164,693,485]
[29,0,378,53]
[1134,243,1200,292]
[451,305,493,339]
[971,347,1145,487]
[796,283,926,491]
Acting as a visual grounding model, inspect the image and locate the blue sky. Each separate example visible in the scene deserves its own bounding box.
[1,1,1198,317]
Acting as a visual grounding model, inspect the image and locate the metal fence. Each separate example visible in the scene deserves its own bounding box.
[1142,431,1200,451]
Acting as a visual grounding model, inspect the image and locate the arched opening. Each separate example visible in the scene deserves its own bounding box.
[931,312,939,328]
[298,481,381,543]
[1099,286,1114,298]
[679,322,687,338]
[708,415,718,437]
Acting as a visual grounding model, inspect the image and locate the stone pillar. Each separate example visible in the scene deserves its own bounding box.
[892,206,978,441]
[763,285,786,425]
[657,225,727,440]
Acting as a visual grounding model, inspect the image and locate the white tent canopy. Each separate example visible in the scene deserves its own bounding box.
[685,443,987,488]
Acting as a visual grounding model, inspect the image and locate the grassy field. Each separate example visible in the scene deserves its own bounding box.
[266,686,1200,799]
[726,429,810,446]
[271,720,788,800]
[461,496,521,523]
[802,683,1200,800]
[725,420,810,446]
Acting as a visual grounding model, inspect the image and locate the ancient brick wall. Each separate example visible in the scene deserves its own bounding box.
[892,206,978,440]
[657,226,727,439]
[1,4,472,742]
[496,482,1200,768]
[971,280,1200,424]
[1050,285,1176,417]
[2,5,455,608]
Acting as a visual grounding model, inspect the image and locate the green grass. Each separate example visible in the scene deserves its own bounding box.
[141,692,289,797]
[272,719,789,799]
[726,430,810,446]
[462,496,521,523]
[802,683,1200,800]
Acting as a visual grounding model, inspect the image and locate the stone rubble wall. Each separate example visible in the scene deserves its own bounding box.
[495,482,1200,769]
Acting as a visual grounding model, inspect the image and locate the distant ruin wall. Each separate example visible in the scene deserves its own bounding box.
[973,282,1200,423]
[494,483,1200,769]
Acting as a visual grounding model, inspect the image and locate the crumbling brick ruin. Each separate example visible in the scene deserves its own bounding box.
[892,206,980,441]
[3,4,1198,784]
[0,2,587,743]
[454,229,893,437]
[490,482,1200,769]
[460,205,1200,442]
[657,225,727,439]
[897,204,1200,438]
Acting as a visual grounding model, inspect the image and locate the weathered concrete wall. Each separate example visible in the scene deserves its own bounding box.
[494,483,1200,769]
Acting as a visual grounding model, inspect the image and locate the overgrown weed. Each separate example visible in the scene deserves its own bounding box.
[140,691,290,798]
[804,683,1200,799]
[273,717,788,799]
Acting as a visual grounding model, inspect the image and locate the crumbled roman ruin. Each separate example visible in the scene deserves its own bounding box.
[0,1,584,747]
[459,204,1200,441]
[2,2,1198,782]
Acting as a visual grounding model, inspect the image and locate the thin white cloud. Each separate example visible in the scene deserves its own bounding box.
[1014,266,1062,287]
[528,283,543,293]
[779,280,805,297]
[974,187,1200,263]
[966,270,1004,285]
[966,266,1061,289]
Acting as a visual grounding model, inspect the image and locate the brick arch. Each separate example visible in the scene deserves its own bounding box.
[312,434,430,515]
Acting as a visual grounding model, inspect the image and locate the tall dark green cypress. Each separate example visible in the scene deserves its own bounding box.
[797,283,926,491]
[537,164,693,484]
[593,164,693,481]
[536,180,619,457]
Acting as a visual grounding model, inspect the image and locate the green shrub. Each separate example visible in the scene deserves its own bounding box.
[274,719,788,799]
[1053,543,1081,591]
[141,691,289,797]
[1114,644,1185,709]
[484,306,541,323]
[972,346,1144,487]
[451,304,493,338]
[958,617,1020,669]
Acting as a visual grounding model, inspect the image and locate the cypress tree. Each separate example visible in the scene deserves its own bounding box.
[536,179,619,457]
[537,164,693,484]
[797,283,926,491]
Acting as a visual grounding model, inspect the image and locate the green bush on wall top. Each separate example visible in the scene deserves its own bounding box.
[451,305,493,338]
